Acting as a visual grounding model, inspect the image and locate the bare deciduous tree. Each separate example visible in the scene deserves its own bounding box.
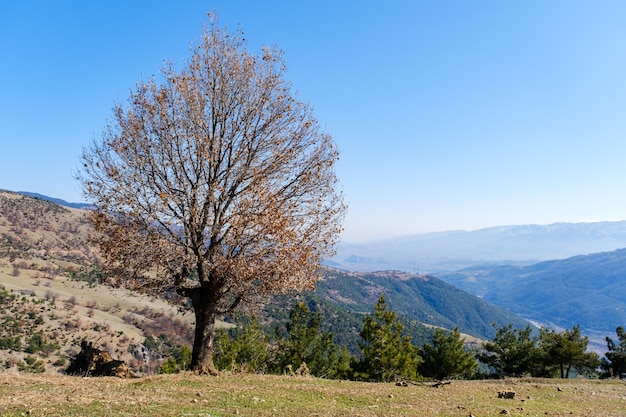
[78,19,345,374]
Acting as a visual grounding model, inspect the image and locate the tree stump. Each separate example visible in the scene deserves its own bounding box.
[66,341,134,378]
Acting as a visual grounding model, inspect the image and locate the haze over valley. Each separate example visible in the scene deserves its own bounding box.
[332,221,626,273]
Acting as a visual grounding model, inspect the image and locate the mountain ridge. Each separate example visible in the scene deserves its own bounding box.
[333,221,626,273]
[311,269,529,342]
[14,191,92,210]
[435,247,626,345]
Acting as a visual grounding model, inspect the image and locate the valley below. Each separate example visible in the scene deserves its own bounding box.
[333,222,626,353]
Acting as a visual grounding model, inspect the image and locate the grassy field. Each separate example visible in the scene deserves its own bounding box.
[1,373,625,416]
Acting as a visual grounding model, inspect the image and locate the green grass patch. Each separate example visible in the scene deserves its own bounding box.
[0,374,625,417]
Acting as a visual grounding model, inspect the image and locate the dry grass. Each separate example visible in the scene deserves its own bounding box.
[0,265,193,373]
[0,373,625,416]
[0,190,236,374]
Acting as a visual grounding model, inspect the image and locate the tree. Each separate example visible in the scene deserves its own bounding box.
[419,327,477,380]
[78,18,345,375]
[273,301,350,378]
[355,294,420,382]
[214,316,268,373]
[538,325,599,378]
[275,301,321,372]
[478,323,539,377]
[601,325,626,378]
[159,345,192,374]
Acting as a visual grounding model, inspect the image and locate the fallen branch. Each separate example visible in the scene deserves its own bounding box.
[395,379,452,388]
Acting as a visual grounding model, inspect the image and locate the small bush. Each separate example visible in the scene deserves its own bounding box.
[53,356,67,367]
[18,355,45,373]
[159,345,192,374]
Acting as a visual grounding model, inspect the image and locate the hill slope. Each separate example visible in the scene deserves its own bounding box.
[436,248,626,336]
[314,269,529,340]
[0,190,95,267]
[0,190,196,373]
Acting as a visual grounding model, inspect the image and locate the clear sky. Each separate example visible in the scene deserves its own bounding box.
[2,1,626,242]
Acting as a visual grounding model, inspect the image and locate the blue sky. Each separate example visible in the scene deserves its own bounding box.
[2,1,626,242]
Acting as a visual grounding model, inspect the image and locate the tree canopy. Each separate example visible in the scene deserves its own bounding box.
[354,294,420,382]
[78,18,345,374]
[538,325,599,378]
[419,327,477,380]
[479,323,538,377]
[478,323,599,379]
[601,325,626,378]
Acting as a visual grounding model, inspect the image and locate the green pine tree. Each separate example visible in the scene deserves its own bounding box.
[274,301,350,378]
[602,325,626,378]
[214,317,268,373]
[538,324,599,378]
[355,294,420,382]
[233,317,269,373]
[419,327,477,380]
[479,323,539,377]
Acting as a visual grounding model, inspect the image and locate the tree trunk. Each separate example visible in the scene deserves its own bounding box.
[179,284,219,375]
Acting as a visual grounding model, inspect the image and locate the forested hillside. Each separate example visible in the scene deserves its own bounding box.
[221,269,531,356]
[312,269,529,341]
[437,248,626,336]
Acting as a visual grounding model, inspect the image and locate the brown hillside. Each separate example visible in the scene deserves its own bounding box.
[0,190,96,268]
[0,190,206,375]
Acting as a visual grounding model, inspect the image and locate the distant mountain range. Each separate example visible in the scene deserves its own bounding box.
[331,221,626,273]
